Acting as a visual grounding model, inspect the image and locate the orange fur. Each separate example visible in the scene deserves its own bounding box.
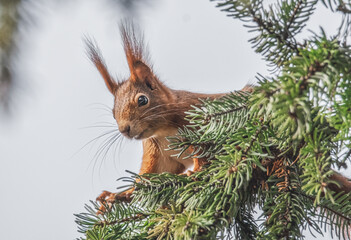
[85,38,118,94]
[329,172,351,193]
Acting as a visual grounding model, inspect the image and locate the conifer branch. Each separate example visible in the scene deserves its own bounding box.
[94,213,148,227]
[250,9,299,53]
[76,1,351,239]
[337,3,351,14]
[204,105,247,123]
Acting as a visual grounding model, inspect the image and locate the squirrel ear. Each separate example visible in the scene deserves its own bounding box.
[120,21,157,90]
[85,37,118,94]
[132,61,157,90]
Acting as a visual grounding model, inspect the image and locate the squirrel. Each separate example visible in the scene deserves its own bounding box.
[85,22,351,211]
[85,22,236,208]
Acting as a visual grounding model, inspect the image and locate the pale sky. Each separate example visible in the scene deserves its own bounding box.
[0,0,348,239]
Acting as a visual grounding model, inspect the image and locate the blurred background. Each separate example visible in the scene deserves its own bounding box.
[0,0,347,239]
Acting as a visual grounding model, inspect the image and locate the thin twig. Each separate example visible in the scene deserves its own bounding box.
[94,213,148,227]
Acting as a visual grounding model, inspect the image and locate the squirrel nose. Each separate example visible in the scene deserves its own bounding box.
[119,125,130,135]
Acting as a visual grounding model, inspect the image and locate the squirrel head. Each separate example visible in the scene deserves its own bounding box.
[85,22,179,139]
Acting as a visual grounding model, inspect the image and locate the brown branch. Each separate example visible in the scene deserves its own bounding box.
[204,105,247,123]
[302,193,351,223]
[244,124,267,155]
[250,10,299,53]
[337,3,351,14]
[285,0,304,33]
[94,213,148,227]
[299,61,327,93]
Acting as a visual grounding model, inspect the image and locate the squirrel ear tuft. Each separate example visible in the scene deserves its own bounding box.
[120,21,157,89]
[84,37,118,94]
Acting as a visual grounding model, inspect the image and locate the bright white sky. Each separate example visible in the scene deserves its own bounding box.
[0,0,348,239]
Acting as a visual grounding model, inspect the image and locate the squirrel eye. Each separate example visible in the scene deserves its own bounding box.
[138,95,148,107]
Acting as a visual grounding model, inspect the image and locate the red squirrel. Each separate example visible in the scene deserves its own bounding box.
[86,22,351,209]
[85,23,234,206]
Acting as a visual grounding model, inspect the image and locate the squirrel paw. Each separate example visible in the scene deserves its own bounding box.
[96,191,117,214]
[186,170,194,176]
[179,170,194,177]
[116,190,133,202]
[96,189,134,214]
